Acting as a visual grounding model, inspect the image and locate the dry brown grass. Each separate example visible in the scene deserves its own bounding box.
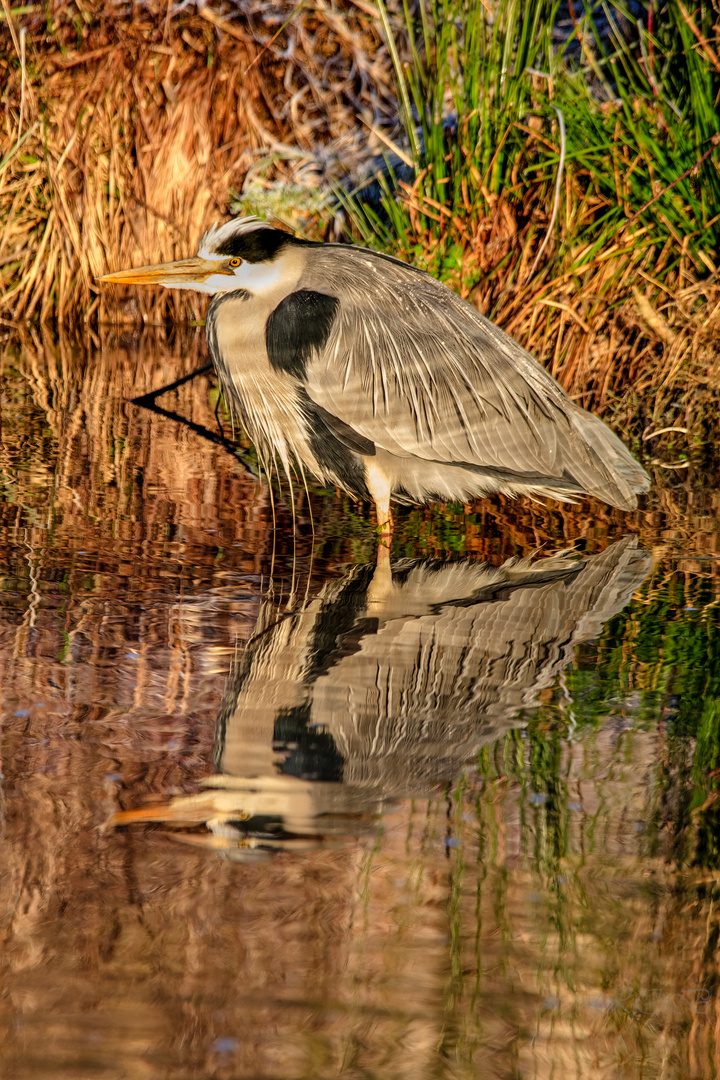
[388,181,720,430]
[0,0,397,324]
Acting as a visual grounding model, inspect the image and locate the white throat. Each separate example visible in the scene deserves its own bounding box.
[229,258,285,293]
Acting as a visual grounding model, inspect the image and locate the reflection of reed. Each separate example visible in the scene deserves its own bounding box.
[0,327,282,742]
[427,724,720,1080]
[113,537,650,853]
[0,326,272,552]
[0,325,368,1075]
[1,331,720,1078]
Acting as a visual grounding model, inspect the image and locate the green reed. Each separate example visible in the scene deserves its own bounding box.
[348,0,720,286]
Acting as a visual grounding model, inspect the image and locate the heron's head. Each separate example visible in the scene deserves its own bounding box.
[100,216,306,296]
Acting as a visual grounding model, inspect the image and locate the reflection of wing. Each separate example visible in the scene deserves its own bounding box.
[214,568,372,779]
[318,539,649,791]
[112,538,650,855]
[218,536,650,797]
[301,248,649,508]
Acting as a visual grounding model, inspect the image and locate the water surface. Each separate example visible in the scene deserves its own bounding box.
[1,329,719,1079]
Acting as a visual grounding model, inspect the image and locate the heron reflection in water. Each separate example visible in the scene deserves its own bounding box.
[111,537,650,858]
[102,216,649,536]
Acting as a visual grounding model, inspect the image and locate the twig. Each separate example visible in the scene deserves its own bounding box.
[642,426,687,440]
[527,107,565,280]
[197,5,251,44]
[132,395,254,472]
[0,119,39,176]
[346,0,379,15]
[18,26,26,143]
[125,190,184,232]
[58,45,117,68]
[624,142,718,228]
[55,129,78,173]
[0,5,37,17]
[536,298,591,334]
[1,0,34,142]
[0,0,21,55]
[245,0,311,74]
[130,362,213,406]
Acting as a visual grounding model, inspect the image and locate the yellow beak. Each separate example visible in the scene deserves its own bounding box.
[100,255,225,287]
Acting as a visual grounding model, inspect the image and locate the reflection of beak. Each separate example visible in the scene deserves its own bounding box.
[100,255,224,287]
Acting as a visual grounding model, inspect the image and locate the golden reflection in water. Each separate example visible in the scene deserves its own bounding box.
[112,537,650,856]
[0,328,720,1079]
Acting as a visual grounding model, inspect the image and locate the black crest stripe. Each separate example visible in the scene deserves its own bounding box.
[215,228,291,262]
[266,290,339,380]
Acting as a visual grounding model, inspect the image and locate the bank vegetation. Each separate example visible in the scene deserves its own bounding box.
[1,0,719,439]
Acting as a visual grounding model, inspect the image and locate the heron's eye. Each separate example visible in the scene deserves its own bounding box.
[229,257,242,268]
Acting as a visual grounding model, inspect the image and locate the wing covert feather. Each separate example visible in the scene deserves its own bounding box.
[299,246,648,506]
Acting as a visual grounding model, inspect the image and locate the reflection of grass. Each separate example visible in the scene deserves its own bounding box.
[547,570,720,740]
[469,563,720,878]
[432,577,720,1075]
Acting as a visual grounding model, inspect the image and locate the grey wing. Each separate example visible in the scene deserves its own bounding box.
[301,248,649,508]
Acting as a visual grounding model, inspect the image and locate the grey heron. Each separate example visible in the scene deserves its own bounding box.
[102,216,650,534]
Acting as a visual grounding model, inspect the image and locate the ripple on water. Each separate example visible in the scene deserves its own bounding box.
[1,331,720,1079]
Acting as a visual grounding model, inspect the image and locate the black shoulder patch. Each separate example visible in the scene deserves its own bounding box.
[266,290,339,380]
[215,228,292,262]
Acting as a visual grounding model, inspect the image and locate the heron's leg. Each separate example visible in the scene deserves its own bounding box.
[130,361,214,406]
[364,458,394,542]
[367,541,393,609]
[378,503,394,544]
[213,390,226,438]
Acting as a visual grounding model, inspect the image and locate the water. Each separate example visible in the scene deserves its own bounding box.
[1,328,720,1079]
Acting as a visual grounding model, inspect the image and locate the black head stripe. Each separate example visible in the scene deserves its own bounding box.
[215,227,293,263]
[266,290,339,380]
